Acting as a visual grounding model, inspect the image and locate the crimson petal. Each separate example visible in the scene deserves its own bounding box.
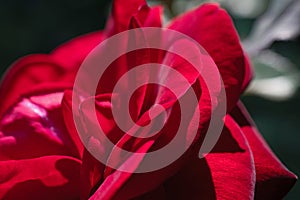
[0,155,80,200]
[51,31,104,70]
[230,102,297,199]
[160,115,256,200]
[168,3,248,111]
[0,55,73,118]
[0,91,79,160]
[105,0,147,35]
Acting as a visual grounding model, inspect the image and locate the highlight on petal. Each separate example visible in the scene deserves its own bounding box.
[0,32,104,119]
[202,115,256,200]
[0,91,79,160]
[0,54,79,119]
[0,1,296,199]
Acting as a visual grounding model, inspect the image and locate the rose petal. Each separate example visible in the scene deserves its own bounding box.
[61,90,85,157]
[77,94,119,199]
[51,31,104,70]
[241,53,253,92]
[0,31,104,118]
[230,102,297,199]
[0,55,73,118]
[80,150,105,200]
[0,155,80,200]
[83,87,200,199]
[132,185,166,200]
[105,0,147,35]
[131,5,162,28]
[157,39,201,104]
[161,115,256,200]
[168,3,248,111]
[0,92,79,160]
[101,114,255,200]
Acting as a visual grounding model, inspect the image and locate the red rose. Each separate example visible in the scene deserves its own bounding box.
[0,0,296,199]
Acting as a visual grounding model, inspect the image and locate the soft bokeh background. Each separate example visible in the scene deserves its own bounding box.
[0,0,299,199]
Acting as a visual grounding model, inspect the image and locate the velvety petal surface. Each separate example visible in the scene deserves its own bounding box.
[152,115,255,200]
[51,31,105,70]
[0,0,296,199]
[168,3,248,111]
[230,102,297,199]
[0,91,79,160]
[79,88,199,199]
[0,155,81,200]
[0,55,74,118]
[0,31,105,119]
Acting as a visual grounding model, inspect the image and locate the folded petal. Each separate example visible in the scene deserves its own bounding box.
[0,55,75,118]
[168,3,248,111]
[61,90,85,157]
[160,115,256,200]
[241,53,253,92]
[105,0,147,35]
[0,155,80,200]
[83,87,200,199]
[0,31,104,118]
[130,5,162,28]
[80,149,105,200]
[0,91,79,160]
[230,102,297,199]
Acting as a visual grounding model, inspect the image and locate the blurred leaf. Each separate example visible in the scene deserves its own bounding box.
[159,0,269,18]
[247,76,299,101]
[224,0,269,18]
[243,0,300,56]
[246,50,300,100]
[171,0,204,16]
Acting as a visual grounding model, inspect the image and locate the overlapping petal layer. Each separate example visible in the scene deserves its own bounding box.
[0,0,296,199]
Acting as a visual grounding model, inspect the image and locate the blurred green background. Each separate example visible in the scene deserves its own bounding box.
[0,0,299,199]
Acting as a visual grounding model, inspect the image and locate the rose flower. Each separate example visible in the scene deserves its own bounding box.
[0,0,296,199]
